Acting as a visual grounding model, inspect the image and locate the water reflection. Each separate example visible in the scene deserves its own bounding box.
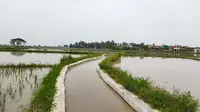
[194,54,200,57]
[10,52,26,57]
[0,67,50,112]
[118,57,200,110]
[118,57,200,93]
[65,59,134,112]
[0,52,83,64]
[129,52,200,61]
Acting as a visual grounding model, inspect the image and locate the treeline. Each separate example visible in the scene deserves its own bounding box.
[68,40,148,50]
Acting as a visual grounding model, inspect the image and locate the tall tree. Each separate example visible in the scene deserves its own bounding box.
[10,38,26,46]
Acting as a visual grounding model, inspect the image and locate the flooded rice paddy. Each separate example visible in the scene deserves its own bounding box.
[117,57,200,102]
[65,59,135,112]
[0,51,71,112]
[0,67,51,112]
[0,52,83,64]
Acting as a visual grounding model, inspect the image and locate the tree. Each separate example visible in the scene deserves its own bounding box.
[64,45,69,47]
[140,42,145,48]
[68,41,145,50]
[122,42,128,48]
[10,38,26,46]
[11,52,26,56]
[69,44,73,48]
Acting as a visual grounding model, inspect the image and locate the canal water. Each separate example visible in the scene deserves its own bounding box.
[65,59,135,112]
[0,51,83,64]
[0,68,51,112]
[117,57,200,104]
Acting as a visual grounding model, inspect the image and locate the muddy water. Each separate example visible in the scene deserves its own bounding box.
[0,51,83,64]
[65,59,135,112]
[0,68,50,112]
[117,57,200,101]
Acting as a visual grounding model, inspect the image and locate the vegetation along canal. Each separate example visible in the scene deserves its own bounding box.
[65,59,135,112]
[0,51,83,64]
[117,56,200,111]
[0,51,84,112]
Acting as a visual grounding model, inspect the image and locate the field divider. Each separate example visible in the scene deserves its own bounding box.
[97,68,159,112]
[51,55,104,112]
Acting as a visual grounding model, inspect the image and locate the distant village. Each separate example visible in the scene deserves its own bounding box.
[120,43,200,53]
[145,44,200,53]
[63,41,200,53]
[1,39,200,53]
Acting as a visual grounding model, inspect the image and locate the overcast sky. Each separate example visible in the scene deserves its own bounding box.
[0,0,200,46]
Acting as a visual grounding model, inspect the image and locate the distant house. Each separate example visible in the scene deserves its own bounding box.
[173,47,181,52]
[168,46,182,52]
[168,46,173,51]
[148,44,154,49]
[148,44,161,50]
[161,45,169,50]
[194,48,200,53]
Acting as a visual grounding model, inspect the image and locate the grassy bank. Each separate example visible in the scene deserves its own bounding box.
[123,51,200,61]
[27,53,101,112]
[0,46,104,54]
[0,49,94,54]
[99,54,198,112]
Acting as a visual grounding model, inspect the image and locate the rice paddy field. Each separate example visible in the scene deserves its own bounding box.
[117,56,200,111]
[0,68,50,112]
[0,51,84,112]
[0,51,83,64]
[1,50,199,112]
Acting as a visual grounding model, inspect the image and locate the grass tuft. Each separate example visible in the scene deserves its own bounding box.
[0,63,53,68]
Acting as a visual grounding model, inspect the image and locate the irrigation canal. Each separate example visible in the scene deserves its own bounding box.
[65,59,135,112]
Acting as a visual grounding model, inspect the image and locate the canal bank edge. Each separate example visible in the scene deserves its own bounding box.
[51,55,104,112]
[97,69,159,112]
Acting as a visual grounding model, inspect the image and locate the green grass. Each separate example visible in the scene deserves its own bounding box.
[99,54,199,112]
[0,63,53,68]
[27,53,102,112]
[0,46,105,54]
[0,49,95,54]
[123,51,200,61]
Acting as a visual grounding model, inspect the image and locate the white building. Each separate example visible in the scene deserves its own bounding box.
[194,48,200,53]
[173,47,181,52]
